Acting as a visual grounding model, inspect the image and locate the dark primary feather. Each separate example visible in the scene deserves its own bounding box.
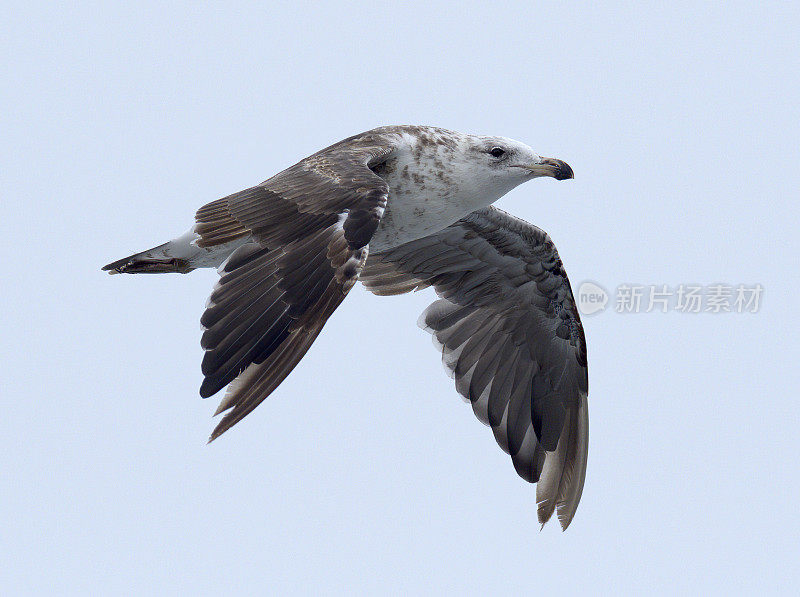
[195,130,398,441]
[360,206,588,529]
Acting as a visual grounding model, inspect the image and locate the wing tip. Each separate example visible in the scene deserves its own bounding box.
[536,497,577,531]
[207,416,233,443]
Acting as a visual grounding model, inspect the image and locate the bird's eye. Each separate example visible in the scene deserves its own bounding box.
[489,147,505,158]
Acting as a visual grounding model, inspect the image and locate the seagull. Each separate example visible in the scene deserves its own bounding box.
[103,125,588,529]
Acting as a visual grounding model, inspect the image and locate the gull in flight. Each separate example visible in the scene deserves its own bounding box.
[103,125,588,529]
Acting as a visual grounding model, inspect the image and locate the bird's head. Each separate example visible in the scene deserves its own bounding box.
[427,133,574,207]
[471,135,574,184]
[374,126,573,211]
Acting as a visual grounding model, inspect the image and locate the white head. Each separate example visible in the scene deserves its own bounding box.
[380,126,573,210]
[471,134,573,180]
[362,126,574,249]
[456,133,574,201]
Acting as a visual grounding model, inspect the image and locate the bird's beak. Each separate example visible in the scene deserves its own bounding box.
[519,157,574,180]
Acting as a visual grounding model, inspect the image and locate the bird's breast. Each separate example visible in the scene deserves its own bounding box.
[369,156,476,252]
[370,185,468,252]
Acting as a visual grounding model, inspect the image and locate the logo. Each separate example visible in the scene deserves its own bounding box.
[577,281,609,315]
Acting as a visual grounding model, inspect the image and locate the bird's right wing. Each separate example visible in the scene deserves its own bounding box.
[196,131,398,441]
[360,206,588,529]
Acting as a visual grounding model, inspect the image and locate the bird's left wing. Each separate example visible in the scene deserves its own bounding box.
[360,206,588,529]
[197,132,398,441]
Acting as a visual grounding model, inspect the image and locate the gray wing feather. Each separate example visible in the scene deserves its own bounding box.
[361,206,588,529]
[197,130,398,441]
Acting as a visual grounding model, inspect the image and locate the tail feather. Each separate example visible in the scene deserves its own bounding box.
[102,240,196,274]
[102,229,248,275]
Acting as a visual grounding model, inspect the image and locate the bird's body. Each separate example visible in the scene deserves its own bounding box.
[104,125,588,529]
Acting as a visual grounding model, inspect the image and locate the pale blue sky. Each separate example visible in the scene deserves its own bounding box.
[2,2,799,594]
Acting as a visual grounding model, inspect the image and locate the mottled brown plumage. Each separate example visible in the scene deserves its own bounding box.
[194,130,395,439]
